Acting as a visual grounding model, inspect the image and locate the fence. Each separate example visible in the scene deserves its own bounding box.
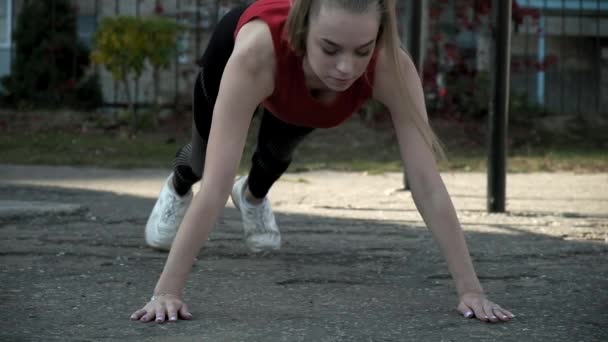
[420,0,608,120]
[1,0,607,119]
[80,0,250,111]
[0,0,250,111]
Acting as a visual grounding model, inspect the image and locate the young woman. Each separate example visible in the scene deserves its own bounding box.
[131,0,514,324]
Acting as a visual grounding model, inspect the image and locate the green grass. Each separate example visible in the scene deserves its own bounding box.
[1,119,606,173]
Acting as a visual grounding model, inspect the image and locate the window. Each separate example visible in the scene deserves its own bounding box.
[77,15,97,48]
[0,0,8,45]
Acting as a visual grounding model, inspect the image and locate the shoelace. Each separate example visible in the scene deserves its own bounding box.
[244,201,277,235]
[160,193,184,235]
[263,205,277,232]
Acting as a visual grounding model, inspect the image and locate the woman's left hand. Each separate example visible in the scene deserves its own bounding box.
[457,292,514,323]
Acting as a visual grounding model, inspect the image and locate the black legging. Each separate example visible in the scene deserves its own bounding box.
[173,4,314,198]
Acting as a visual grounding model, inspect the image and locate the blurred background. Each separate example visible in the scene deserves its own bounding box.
[0,0,606,172]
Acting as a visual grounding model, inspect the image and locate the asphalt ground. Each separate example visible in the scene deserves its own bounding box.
[1,164,606,341]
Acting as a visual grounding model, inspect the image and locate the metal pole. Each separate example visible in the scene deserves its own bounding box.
[72,0,78,93]
[487,0,512,213]
[7,0,13,69]
[410,0,424,75]
[213,0,220,28]
[135,0,140,114]
[113,0,119,106]
[560,0,565,112]
[94,0,100,79]
[536,1,546,106]
[577,0,583,116]
[195,0,201,58]
[596,0,601,114]
[175,0,181,111]
[403,0,425,191]
[51,0,58,104]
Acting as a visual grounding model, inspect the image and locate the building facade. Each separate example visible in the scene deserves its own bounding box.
[0,0,606,116]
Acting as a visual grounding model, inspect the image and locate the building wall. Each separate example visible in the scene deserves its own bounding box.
[2,0,607,116]
[513,5,607,114]
[511,13,606,115]
[601,46,608,111]
[0,0,12,85]
[542,14,608,37]
[0,48,10,80]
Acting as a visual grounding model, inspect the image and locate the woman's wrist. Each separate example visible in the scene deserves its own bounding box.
[150,286,182,300]
[457,284,484,298]
[150,293,181,301]
[154,269,188,299]
[455,276,484,297]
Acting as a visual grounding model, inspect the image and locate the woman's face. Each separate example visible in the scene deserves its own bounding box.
[305,4,380,92]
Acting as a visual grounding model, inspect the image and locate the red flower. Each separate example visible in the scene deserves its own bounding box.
[542,54,559,69]
[438,87,447,98]
[444,43,460,62]
[511,60,522,73]
[429,6,443,19]
[530,9,541,20]
[66,79,76,89]
[154,2,164,14]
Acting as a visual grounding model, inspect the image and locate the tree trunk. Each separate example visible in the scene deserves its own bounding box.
[153,67,160,107]
[121,76,137,133]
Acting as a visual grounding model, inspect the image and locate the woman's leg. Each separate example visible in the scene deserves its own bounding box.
[146,4,250,250]
[172,4,249,196]
[229,110,314,252]
[247,109,315,199]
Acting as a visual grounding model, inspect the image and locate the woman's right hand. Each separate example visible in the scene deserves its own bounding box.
[130,294,193,323]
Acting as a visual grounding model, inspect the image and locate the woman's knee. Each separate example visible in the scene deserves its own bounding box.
[174,143,203,182]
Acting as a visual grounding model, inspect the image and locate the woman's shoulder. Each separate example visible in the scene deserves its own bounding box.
[373,47,417,85]
[233,20,276,74]
[372,46,419,104]
[373,47,416,78]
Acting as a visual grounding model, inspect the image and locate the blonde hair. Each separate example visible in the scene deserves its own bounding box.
[285,0,445,159]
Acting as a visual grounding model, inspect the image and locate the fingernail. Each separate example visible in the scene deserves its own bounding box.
[464,311,473,318]
[169,316,177,321]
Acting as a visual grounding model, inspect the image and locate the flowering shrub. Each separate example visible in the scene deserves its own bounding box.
[423,0,554,122]
[90,16,182,130]
[0,0,102,109]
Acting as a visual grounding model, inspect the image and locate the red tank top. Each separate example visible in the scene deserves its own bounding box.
[234,0,378,128]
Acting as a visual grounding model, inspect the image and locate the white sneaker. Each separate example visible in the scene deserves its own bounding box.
[145,173,192,251]
[231,176,281,252]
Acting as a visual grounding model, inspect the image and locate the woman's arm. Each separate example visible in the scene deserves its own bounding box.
[153,20,275,298]
[372,48,513,322]
[131,21,276,323]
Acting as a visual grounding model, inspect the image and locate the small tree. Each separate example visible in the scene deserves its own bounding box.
[1,0,102,109]
[91,16,147,123]
[91,16,181,130]
[144,18,184,107]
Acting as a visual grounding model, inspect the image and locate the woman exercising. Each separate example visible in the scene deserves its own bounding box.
[131,0,514,324]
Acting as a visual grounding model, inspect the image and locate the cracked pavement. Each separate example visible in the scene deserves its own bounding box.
[0,164,606,341]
